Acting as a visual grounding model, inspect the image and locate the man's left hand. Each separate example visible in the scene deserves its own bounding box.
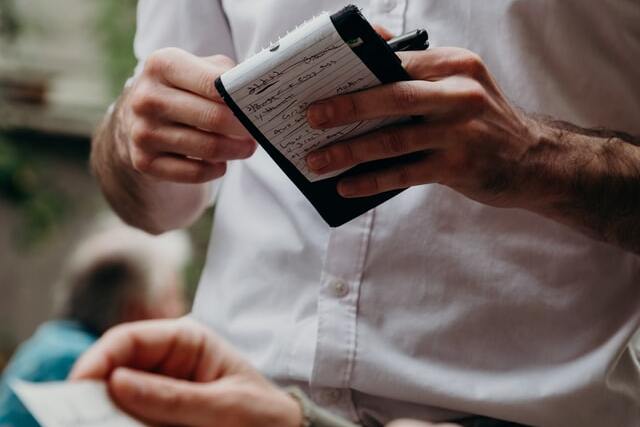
[306,47,539,208]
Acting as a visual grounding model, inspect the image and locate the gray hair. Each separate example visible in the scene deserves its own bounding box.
[55,216,191,335]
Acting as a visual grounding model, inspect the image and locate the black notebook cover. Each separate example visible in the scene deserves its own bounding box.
[216,5,425,227]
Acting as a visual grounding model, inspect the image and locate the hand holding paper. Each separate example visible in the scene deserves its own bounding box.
[68,318,303,427]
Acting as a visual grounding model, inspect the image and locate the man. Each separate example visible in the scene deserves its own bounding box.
[0,219,190,426]
[89,1,640,426]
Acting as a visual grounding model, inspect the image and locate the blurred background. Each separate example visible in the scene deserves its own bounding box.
[0,0,212,372]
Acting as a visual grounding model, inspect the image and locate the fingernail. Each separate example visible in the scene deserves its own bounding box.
[307,102,333,128]
[307,151,330,170]
[338,180,356,197]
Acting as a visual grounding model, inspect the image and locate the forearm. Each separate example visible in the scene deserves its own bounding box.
[519,118,640,254]
[91,93,210,235]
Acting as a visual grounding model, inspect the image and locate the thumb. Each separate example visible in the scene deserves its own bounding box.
[110,367,213,426]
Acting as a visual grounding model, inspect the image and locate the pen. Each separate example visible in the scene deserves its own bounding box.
[387,29,429,52]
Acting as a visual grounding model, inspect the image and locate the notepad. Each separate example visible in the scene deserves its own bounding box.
[216,5,428,227]
[12,380,146,427]
[220,12,397,182]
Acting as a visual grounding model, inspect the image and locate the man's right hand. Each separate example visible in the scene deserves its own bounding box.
[119,48,256,184]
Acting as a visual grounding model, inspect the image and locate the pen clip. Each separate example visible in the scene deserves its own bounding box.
[387,29,429,52]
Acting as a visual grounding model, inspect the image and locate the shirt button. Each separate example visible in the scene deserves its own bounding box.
[330,280,349,298]
[375,0,398,13]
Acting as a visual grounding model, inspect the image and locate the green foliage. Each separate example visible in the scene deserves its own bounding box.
[95,0,138,97]
[0,134,70,250]
[0,0,20,42]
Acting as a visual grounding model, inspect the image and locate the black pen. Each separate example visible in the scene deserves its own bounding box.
[387,29,429,52]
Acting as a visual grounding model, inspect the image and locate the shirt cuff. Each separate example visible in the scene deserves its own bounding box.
[285,387,359,427]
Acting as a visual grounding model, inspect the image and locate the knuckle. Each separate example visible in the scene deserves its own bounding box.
[144,48,176,77]
[130,122,155,146]
[130,148,154,173]
[390,82,420,110]
[197,72,216,97]
[102,324,129,344]
[200,106,222,128]
[211,54,235,69]
[336,143,357,165]
[463,81,489,112]
[458,51,487,79]
[379,129,407,156]
[130,89,164,116]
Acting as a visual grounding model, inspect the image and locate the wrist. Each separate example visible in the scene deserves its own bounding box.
[510,116,579,213]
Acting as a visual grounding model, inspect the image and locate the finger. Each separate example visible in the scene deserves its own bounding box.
[110,368,214,426]
[398,47,490,82]
[145,48,233,101]
[132,85,249,138]
[155,318,208,381]
[132,123,256,163]
[337,154,442,198]
[307,122,456,173]
[70,319,213,381]
[372,24,394,41]
[141,155,227,184]
[307,76,485,128]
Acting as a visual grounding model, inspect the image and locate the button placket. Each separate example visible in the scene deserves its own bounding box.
[309,210,375,420]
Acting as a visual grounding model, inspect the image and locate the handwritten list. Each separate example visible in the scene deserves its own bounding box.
[221,13,397,182]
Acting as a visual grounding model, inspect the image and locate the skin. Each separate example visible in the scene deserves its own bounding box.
[91,49,256,235]
[70,319,456,427]
[89,42,465,427]
[70,318,303,427]
[93,46,640,254]
[305,48,640,254]
[89,36,638,426]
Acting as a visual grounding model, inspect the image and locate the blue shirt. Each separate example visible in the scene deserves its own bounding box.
[0,321,97,427]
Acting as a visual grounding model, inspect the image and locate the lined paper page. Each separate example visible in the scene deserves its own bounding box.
[221,13,397,182]
[12,380,147,427]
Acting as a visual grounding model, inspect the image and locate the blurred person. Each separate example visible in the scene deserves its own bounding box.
[0,218,190,427]
[90,1,640,426]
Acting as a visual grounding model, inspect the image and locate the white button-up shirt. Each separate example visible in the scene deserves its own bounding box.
[133,1,640,426]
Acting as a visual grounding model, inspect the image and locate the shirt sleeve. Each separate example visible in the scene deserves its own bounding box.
[133,0,236,205]
[133,0,236,76]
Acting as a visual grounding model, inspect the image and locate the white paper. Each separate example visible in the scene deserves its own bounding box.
[221,12,398,182]
[12,380,147,427]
